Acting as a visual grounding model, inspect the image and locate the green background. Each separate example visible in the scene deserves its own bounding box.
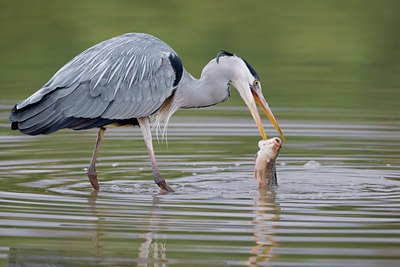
[1,0,399,116]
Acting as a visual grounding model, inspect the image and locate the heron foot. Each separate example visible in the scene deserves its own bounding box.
[87,166,99,191]
[157,181,175,192]
[154,173,174,192]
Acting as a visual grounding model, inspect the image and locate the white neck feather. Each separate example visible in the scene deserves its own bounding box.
[153,56,244,139]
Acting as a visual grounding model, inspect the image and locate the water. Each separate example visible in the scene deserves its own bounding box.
[1,104,399,266]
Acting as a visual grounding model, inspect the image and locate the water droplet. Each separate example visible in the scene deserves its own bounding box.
[304,160,321,169]
[249,190,260,199]
[111,185,119,191]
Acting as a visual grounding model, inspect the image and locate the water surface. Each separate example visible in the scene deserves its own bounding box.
[1,104,399,266]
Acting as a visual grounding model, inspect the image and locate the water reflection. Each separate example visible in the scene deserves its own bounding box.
[248,188,280,266]
[88,190,168,266]
[1,104,400,265]
[137,195,167,267]
[88,190,101,258]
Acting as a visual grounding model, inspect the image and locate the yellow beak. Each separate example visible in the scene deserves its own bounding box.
[248,88,285,141]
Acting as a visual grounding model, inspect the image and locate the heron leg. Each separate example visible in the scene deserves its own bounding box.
[138,117,174,192]
[87,127,106,191]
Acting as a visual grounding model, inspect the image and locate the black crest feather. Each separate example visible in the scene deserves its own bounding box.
[216,50,235,63]
[216,50,260,80]
[241,58,260,80]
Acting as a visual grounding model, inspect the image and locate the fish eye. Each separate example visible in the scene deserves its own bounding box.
[253,80,259,87]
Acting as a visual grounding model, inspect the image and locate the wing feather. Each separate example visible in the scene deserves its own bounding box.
[10,33,183,134]
[109,100,133,119]
[57,82,93,117]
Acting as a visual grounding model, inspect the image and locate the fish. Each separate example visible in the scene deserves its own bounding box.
[254,137,282,187]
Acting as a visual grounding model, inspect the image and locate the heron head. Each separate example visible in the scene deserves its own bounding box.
[216,51,285,141]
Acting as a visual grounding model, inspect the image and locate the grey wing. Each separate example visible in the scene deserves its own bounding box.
[9,33,183,135]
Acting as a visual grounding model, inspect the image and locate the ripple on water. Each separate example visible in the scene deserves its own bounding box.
[1,109,400,265]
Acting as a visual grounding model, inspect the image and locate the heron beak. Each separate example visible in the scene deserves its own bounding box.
[251,87,285,141]
[246,99,267,140]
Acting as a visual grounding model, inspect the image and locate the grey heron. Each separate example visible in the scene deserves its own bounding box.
[9,33,284,192]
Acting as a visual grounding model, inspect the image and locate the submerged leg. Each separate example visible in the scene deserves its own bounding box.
[87,127,106,191]
[138,117,174,192]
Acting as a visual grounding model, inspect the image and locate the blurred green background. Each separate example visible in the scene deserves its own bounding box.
[1,0,399,116]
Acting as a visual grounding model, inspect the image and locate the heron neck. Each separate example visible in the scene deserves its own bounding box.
[177,69,230,109]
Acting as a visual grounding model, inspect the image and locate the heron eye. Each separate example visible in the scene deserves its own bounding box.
[253,80,259,87]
